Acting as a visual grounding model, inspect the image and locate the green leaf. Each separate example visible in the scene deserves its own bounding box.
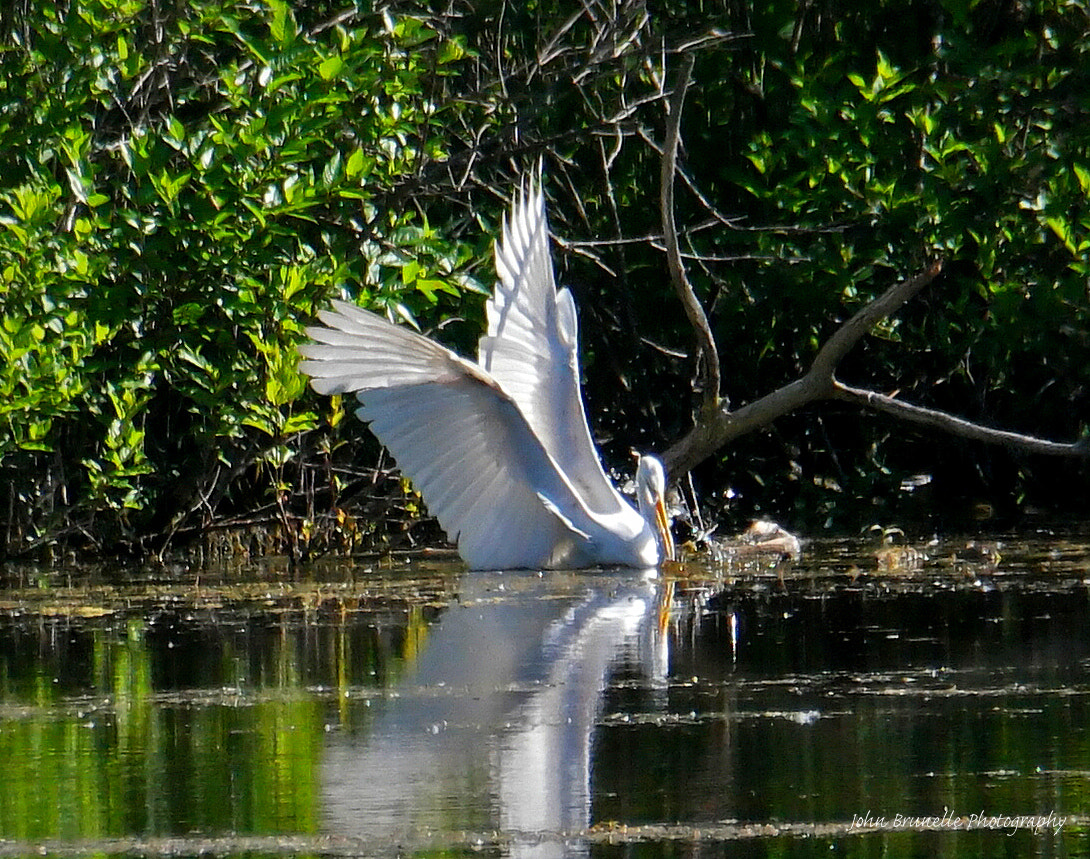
[437,37,467,64]
[346,148,365,178]
[318,55,344,81]
[1074,164,1090,196]
[267,0,296,46]
[283,411,318,435]
[1045,215,1078,255]
[322,150,344,187]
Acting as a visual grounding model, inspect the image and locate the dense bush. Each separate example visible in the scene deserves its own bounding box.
[1,0,1087,558]
[0,0,487,553]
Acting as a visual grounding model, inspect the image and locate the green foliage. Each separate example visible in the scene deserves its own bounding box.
[2,0,1088,555]
[0,0,482,550]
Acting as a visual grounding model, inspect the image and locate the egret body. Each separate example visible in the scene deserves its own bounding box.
[299,175,674,570]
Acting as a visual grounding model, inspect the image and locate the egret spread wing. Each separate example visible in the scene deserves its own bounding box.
[298,301,594,569]
[479,175,625,517]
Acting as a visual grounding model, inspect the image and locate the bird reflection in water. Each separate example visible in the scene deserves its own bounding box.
[321,568,667,856]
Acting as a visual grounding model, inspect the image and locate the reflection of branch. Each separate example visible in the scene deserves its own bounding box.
[663,259,1090,478]
[660,53,721,411]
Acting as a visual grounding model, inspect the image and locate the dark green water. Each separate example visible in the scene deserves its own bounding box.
[0,528,1087,857]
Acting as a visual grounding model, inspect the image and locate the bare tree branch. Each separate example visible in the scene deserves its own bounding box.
[831,383,1090,456]
[660,52,721,411]
[662,259,1090,478]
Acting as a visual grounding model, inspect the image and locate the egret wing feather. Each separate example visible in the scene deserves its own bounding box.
[479,176,626,517]
[298,302,592,570]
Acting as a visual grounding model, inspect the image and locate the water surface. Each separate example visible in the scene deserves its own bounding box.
[0,528,1087,857]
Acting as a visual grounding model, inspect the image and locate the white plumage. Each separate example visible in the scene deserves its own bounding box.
[298,173,674,570]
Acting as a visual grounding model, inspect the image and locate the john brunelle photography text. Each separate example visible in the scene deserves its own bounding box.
[849,809,1067,837]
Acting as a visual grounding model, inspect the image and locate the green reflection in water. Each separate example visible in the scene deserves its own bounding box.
[0,618,314,839]
[0,572,440,842]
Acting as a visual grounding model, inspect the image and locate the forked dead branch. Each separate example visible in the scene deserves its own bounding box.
[655,55,1090,480]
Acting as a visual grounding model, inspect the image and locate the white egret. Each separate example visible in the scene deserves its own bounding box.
[298,173,675,570]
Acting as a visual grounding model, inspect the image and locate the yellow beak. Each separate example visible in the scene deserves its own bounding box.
[654,493,675,562]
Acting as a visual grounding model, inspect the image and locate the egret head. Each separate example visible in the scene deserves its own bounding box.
[634,453,675,562]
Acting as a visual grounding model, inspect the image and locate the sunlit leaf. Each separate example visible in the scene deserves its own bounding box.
[318,55,344,81]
